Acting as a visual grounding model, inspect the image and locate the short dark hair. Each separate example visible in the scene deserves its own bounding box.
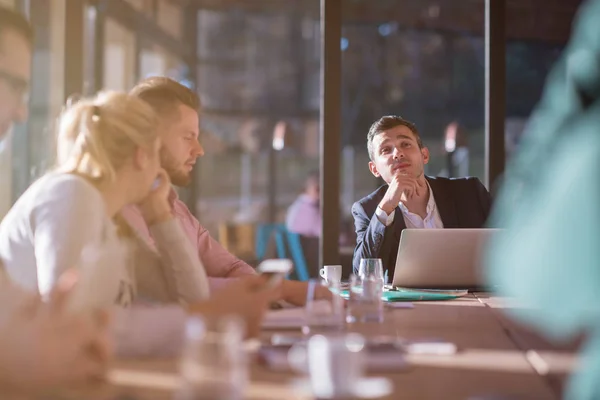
[0,7,34,49]
[367,115,423,160]
[130,76,200,118]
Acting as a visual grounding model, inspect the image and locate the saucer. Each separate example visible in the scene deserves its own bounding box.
[290,376,393,399]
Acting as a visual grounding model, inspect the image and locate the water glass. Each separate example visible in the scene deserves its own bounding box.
[302,279,344,336]
[176,316,247,400]
[346,274,384,324]
[288,333,366,399]
[359,258,385,283]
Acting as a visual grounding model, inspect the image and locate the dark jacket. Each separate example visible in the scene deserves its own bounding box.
[351,176,491,276]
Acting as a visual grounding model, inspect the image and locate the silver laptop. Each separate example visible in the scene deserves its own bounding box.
[391,229,500,289]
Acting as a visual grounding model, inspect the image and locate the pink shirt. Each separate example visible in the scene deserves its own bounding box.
[121,190,256,290]
[285,194,321,237]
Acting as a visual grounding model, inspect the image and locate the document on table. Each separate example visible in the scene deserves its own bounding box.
[262,301,414,329]
[262,306,307,329]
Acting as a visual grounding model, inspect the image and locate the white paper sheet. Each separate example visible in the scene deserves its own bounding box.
[261,307,307,329]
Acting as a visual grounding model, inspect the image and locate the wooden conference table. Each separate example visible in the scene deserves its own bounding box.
[59,293,580,400]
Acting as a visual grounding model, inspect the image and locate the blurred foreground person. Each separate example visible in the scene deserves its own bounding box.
[0,6,110,389]
[0,270,111,390]
[486,1,600,398]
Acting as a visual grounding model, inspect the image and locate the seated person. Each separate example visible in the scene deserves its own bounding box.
[0,91,209,305]
[125,77,329,305]
[0,8,110,386]
[286,170,321,238]
[0,9,274,361]
[352,115,492,277]
[0,92,277,356]
[286,171,320,277]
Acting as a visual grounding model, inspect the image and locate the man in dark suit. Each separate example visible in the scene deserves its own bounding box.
[352,115,491,277]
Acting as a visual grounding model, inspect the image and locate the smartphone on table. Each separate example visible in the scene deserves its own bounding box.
[256,259,293,289]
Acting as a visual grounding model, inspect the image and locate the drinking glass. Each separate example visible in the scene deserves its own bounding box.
[358,258,384,284]
[346,274,384,324]
[302,279,344,336]
[176,316,247,400]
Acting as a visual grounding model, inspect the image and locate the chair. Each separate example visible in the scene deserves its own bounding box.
[255,223,310,281]
[218,222,256,263]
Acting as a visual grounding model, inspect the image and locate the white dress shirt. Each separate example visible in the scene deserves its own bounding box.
[374,181,444,229]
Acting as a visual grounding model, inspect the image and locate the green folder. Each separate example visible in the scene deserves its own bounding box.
[338,288,467,302]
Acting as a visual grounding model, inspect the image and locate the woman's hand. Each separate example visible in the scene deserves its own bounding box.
[137,169,173,226]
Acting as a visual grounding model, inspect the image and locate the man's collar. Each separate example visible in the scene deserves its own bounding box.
[168,188,179,206]
[425,180,437,213]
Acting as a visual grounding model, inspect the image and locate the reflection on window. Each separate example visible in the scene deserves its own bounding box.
[104,18,136,91]
[342,24,486,194]
[157,0,182,40]
[140,44,186,82]
[123,0,153,18]
[195,4,321,236]
[8,0,66,211]
[505,42,563,160]
[0,0,15,216]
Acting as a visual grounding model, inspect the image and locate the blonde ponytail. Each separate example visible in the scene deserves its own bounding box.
[56,91,158,185]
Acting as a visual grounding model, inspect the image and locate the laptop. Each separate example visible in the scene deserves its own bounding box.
[390,229,500,290]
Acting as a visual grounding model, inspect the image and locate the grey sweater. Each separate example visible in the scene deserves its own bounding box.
[0,173,210,356]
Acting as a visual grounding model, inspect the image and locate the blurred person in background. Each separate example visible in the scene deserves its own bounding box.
[0,6,110,388]
[285,170,329,278]
[486,1,600,398]
[126,77,330,305]
[286,170,321,238]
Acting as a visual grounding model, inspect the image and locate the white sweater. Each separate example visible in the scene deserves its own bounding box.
[0,173,210,356]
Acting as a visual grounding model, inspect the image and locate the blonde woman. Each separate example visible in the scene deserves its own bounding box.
[0,91,278,357]
[0,91,209,309]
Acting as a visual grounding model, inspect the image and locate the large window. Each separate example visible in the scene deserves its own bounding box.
[4,0,66,217]
[1,0,578,272]
[0,0,16,216]
[194,3,321,237]
[140,44,186,82]
[103,18,136,91]
[342,1,486,206]
[505,42,563,159]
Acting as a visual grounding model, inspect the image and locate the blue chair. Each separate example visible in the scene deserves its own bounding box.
[255,223,310,281]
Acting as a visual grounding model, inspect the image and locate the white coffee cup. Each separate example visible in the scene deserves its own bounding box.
[319,265,342,283]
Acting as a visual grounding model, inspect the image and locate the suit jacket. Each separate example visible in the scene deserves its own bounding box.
[351,176,491,277]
